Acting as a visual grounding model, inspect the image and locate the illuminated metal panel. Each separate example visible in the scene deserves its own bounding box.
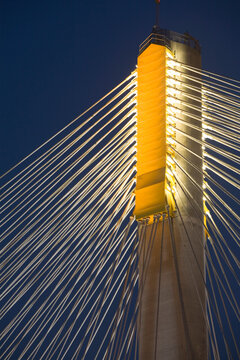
[135,44,170,219]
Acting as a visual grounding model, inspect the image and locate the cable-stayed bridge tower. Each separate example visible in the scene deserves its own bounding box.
[135,27,206,359]
[1,19,239,360]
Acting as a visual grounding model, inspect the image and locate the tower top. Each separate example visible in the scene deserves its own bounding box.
[139,28,201,55]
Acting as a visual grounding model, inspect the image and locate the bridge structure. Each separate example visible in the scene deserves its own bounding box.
[1,27,240,360]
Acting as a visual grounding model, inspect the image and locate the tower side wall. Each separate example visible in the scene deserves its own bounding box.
[171,40,207,359]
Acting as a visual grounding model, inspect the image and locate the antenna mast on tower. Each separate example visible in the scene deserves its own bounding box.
[155,0,160,28]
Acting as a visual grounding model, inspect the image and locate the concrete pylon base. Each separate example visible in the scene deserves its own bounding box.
[138,217,207,360]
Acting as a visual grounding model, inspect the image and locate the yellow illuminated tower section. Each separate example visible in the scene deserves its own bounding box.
[135,43,175,219]
[135,29,207,360]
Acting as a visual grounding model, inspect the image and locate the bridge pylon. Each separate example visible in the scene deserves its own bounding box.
[135,28,207,359]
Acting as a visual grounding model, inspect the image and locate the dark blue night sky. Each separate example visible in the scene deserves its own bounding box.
[1,0,240,173]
